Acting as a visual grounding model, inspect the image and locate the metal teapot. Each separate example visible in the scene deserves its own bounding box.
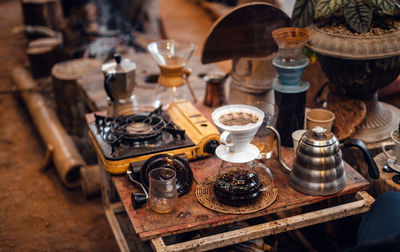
[267,126,379,195]
[102,54,136,102]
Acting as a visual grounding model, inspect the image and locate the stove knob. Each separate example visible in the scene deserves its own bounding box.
[204,140,219,155]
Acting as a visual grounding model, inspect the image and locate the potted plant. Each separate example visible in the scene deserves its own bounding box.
[291,0,400,143]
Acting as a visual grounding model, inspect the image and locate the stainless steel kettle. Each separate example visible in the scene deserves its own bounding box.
[267,126,379,196]
[102,54,136,102]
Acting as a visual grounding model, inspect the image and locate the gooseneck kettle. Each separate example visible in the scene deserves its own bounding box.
[268,126,379,196]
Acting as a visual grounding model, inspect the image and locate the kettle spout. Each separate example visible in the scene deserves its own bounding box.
[266,126,292,173]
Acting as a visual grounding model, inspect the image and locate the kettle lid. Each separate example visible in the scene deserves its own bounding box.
[101,54,136,74]
[301,126,337,147]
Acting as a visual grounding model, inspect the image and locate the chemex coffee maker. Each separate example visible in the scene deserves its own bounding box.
[147,39,197,108]
[211,104,273,206]
[102,54,138,116]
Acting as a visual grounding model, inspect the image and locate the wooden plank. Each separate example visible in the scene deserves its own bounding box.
[157,191,373,251]
[104,206,130,252]
[112,143,369,241]
[150,238,167,252]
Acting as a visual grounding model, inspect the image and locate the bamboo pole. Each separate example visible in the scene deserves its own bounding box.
[12,66,85,189]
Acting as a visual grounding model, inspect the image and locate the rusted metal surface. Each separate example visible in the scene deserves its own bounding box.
[12,66,85,188]
[112,147,369,241]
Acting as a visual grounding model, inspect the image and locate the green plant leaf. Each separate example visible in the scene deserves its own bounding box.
[369,0,395,12]
[344,0,373,33]
[315,0,346,18]
[291,0,318,27]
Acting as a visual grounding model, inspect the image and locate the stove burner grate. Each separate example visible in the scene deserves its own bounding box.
[94,107,186,155]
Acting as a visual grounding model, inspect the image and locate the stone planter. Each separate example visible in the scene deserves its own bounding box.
[306,25,400,143]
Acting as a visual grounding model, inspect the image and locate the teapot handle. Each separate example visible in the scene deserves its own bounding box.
[265,126,292,173]
[342,139,379,179]
[104,73,115,102]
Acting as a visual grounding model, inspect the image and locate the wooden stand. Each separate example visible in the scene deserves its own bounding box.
[86,106,375,251]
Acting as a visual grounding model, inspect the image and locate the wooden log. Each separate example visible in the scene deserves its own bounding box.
[21,0,64,31]
[80,164,101,198]
[27,37,62,78]
[51,58,103,136]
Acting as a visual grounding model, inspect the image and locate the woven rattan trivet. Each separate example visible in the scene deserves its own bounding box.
[195,178,278,214]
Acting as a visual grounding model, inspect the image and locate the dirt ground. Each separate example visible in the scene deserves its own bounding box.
[0,1,118,251]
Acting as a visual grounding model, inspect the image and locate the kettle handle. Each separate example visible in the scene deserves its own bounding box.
[104,73,115,102]
[342,139,380,179]
[266,126,292,173]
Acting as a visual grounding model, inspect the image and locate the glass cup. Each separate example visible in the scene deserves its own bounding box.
[250,102,279,159]
[149,167,178,214]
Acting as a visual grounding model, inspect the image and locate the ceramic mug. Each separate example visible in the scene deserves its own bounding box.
[381,130,400,172]
[292,129,307,155]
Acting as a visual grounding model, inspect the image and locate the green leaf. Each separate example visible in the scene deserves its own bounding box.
[315,0,346,18]
[369,0,395,12]
[344,0,373,33]
[291,0,318,27]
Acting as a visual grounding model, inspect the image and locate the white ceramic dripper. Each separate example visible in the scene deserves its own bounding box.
[211,104,264,163]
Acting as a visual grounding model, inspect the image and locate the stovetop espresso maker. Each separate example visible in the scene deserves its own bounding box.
[102,54,138,116]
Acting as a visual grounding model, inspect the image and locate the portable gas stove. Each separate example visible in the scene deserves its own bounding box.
[88,100,220,174]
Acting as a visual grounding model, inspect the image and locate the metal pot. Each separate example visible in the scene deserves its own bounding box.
[102,54,136,102]
[267,126,379,195]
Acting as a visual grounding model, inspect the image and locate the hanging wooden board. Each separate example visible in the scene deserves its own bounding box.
[201,3,290,64]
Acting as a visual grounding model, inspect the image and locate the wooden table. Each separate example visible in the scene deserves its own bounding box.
[85,103,375,251]
[107,146,373,251]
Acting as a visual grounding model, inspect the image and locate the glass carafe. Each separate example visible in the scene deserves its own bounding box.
[214,159,273,206]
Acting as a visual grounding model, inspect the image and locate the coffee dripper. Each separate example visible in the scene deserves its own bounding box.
[211,104,274,206]
[147,39,197,108]
[102,54,138,116]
